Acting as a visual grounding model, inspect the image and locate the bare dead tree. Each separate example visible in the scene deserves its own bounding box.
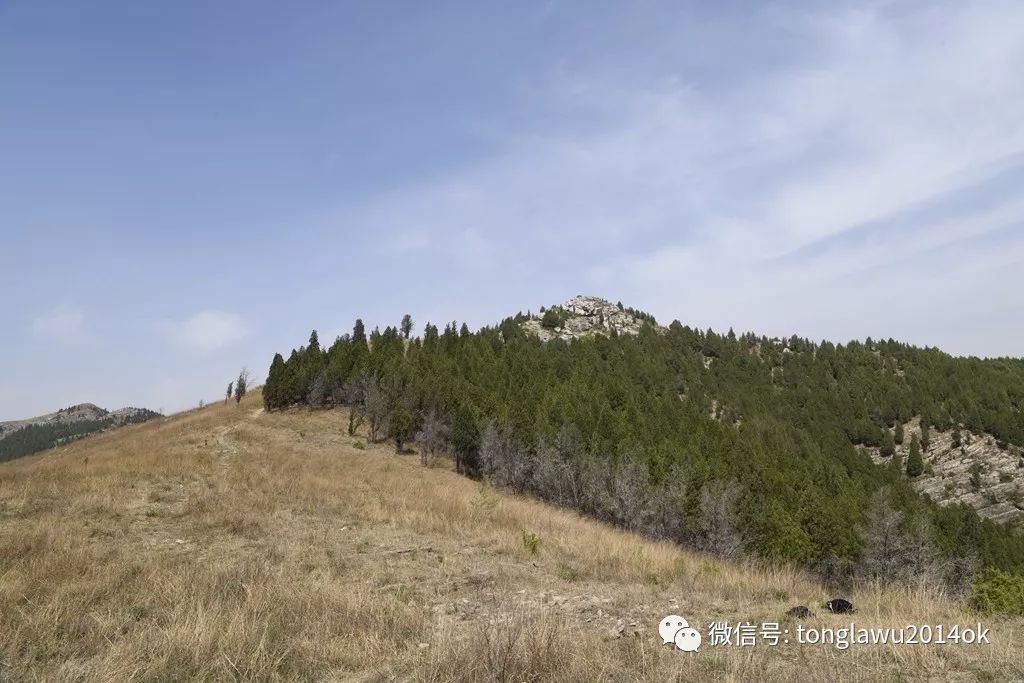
[415,409,450,466]
[307,370,329,408]
[697,480,745,559]
[647,466,690,543]
[363,376,389,442]
[859,488,944,585]
[611,457,652,532]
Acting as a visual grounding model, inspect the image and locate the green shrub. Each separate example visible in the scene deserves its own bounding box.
[555,564,584,582]
[521,530,541,555]
[972,568,1024,615]
[540,308,562,330]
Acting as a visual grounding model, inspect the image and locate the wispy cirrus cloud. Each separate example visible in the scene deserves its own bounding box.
[339,0,1024,354]
[32,304,86,343]
[159,310,248,353]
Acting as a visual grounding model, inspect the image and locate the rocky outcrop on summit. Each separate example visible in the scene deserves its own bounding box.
[521,295,660,342]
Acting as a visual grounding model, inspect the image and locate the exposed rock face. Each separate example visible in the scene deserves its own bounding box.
[866,417,1024,526]
[521,295,659,342]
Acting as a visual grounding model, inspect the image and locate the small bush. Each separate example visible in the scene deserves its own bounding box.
[554,564,584,582]
[698,559,720,576]
[540,309,562,330]
[521,530,540,555]
[972,568,1024,615]
[352,441,366,450]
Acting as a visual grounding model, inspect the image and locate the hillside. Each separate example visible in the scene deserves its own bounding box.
[1,390,1021,681]
[263,296,1024,585]
[0,403,161,463]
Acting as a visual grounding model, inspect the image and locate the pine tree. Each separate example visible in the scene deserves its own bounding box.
[887,449,904,478]
[920,422,931,452]
[894,421,905,445]
[451,406,480,476]
[234,368,250,405]
[352,319,366,345]
[225,382,233,405]
[906,434,923,477]
[541,309,560,329]
[389,406,411,453]
[265,353,285,410]
[400,314,413,339]
[880,430,895,457]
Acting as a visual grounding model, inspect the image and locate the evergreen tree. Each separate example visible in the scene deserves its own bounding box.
[888,449,903,478]
[352,319,366,345]
[451,406,480,477]
[225,382,233,405]
[894,422,905,445]
[921,422,931,452]
[907,434,924,477]
[541,309,560,329]
[234,368,250,405]
[265,353,285,410]
[880,430,896,457]
[400,314,414,339]
[389,406,412,453]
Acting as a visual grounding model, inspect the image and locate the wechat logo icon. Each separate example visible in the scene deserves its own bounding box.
[659,615,702,653]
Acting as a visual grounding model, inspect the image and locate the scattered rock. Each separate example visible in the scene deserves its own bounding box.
[608,619,626,639]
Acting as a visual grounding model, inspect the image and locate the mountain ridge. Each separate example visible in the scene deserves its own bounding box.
[0,402,162,463]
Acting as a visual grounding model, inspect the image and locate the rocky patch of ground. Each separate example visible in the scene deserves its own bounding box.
[866,417,1024,526]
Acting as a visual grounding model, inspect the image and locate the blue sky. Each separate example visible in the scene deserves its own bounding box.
[2,1,1024,419]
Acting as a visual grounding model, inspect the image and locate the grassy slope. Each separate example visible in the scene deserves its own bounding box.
[1,389,1021,682]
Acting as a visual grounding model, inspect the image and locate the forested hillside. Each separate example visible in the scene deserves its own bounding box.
[0,406,161,463]
[262,299,1024,586]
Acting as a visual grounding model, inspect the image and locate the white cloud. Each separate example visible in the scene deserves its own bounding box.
[32,305,85,342]
[160,310,247,353]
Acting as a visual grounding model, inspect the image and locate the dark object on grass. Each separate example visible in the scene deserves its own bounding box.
[825,598,855,614]
[786,605,814,618]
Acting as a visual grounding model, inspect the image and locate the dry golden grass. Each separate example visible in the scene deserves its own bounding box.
[1,389,1021,681]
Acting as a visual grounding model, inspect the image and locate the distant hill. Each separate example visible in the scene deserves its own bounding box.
[0,403,161,463]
